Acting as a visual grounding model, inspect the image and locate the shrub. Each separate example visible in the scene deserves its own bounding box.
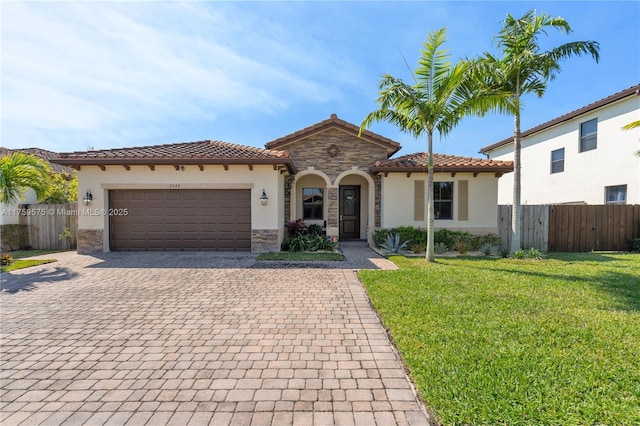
[307,224,324,236]
[434,229,456,248]
[0,253,14,266]
[434,242,449,254]
[285,219,306,238]
[480,243,494,256]
[632,238,640,253]
[453,240,471,254]
[511,248,546,260]
[380,233,411,254]
[373,229,389,248]
[501,248,510,258]
[281,234,336,252]
[410,242,427,254]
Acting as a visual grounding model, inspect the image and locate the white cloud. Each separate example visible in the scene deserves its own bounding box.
[1,2,362,150]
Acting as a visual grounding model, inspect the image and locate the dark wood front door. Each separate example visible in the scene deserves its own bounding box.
[339,186,360,239]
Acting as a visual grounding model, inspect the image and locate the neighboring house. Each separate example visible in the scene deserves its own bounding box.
[480,84,640,205]
[0,147,75,225]
[52,114,513,254]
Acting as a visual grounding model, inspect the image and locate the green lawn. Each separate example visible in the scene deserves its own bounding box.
[1,259,56,272]
[359,253,640,425]
[9,249,69,259]
[257,252,344,261]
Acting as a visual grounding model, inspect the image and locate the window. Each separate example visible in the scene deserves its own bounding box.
[605,185,627,204]
[579,118,597,152]
[302,188,324,219]
[434,182,453,220]
[551,148,565,173]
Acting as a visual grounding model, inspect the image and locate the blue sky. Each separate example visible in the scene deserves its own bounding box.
[2,1,638,158]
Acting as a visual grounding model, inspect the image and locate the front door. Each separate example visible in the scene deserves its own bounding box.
[339,186,360,239]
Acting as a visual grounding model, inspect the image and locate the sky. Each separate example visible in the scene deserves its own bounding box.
[2,1,639,159]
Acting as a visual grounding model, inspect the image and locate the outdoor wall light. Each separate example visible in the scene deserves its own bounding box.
[260,189,268,206]
[83,190,93,206]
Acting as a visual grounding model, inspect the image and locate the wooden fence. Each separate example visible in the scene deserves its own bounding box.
[18,202,78,250]
[498,204,640,252]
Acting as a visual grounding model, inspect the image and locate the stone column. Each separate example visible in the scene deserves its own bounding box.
[326,186,339,239]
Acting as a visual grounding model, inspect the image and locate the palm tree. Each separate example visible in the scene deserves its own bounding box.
[360,28,507,261]
[475,10,600,253]
[0,152,51,204]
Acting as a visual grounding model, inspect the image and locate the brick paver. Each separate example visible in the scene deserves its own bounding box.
[1,250,430,425]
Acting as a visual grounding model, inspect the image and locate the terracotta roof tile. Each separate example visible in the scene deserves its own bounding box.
[480,84,640,154]
[371,152,513,174]
[0,147,75,174]
[56,140,289,160]
[265,113,401,156]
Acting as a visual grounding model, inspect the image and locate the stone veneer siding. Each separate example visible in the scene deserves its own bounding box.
[282,128,390,225]
[284,129,390,182]
[251,229,280,253]
[77,229,103,254]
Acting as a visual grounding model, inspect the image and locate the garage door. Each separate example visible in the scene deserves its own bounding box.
[109,189,251,251]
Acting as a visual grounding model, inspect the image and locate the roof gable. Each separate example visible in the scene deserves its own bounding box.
[480,84,640,154]
[372,152,513,174]
[265,114,401,157]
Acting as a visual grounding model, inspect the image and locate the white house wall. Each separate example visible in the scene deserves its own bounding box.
[381,172,499,234]
[490,95,640,205]
[1,189,38,225]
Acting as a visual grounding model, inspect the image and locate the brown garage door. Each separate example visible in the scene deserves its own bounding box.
[109,189,251,251]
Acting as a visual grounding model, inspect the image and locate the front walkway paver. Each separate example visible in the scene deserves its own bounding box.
[1,251,431,425]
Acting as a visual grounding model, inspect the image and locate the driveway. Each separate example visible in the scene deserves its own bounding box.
[0,250,431,425]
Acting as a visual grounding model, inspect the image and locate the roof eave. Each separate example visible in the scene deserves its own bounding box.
[370,165,514,174]
[51,157,297,174]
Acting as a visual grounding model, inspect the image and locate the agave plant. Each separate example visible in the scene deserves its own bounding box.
[380,232,411,254]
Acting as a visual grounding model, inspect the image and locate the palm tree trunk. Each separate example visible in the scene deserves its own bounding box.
[510,108,522,253]
[426,131,435,262]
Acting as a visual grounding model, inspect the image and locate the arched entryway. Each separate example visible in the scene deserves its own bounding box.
[334,171,375,243]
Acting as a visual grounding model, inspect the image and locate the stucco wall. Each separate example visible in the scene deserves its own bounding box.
[76,164,283,251]
[381,172,499,233]
[0,189,38,225]
[489,95,640,205]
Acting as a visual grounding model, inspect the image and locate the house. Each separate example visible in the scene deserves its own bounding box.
[480,84,640,205]
[52,114,513,254]
[0,147,75,226]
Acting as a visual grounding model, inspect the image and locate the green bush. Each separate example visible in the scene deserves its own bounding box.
[632,238,640,253]
[0,253,14,266]
[511,248,546,260]
[375,227,501,252]
[434,242,449,254]
[281,234,336,252]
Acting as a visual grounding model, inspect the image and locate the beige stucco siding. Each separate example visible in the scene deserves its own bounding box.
[381,172,499,233]
[76,164,283,251]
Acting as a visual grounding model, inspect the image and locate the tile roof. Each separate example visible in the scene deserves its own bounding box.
[265,113,401,156]
[51,140,296,172]
[480,84,640,154]
[371,152,514,174]
[0,147,75,174]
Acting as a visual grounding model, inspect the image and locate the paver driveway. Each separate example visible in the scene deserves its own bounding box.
[0,251,432,425]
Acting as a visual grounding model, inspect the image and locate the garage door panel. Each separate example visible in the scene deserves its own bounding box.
[109,189,251,251]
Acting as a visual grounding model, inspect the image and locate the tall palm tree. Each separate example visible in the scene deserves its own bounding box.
[475,10,600,253]
[360,28,507,261]
[0,152,51,204]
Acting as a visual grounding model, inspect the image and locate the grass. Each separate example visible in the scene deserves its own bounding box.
[1,259,56,272]
[359,253,640,425]
[8,249,69,259]
[257,252,344,261]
